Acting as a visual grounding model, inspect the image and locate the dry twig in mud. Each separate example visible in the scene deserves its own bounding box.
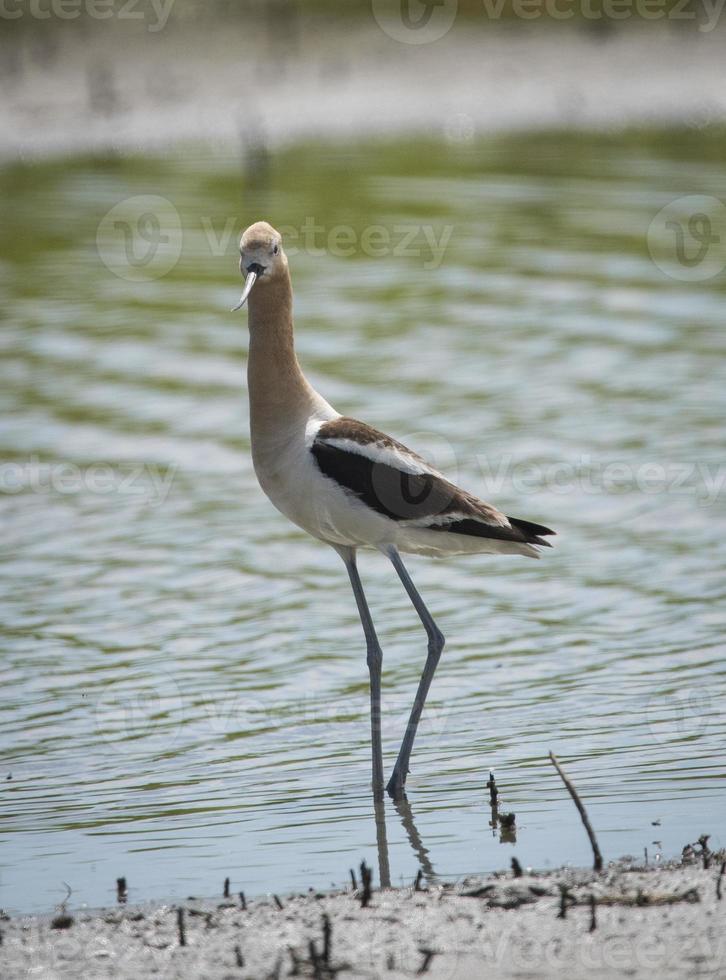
[548,752,603,871]
[51,882,74,930]
[51,914,74,930]
[176,907,186,947]
[486,771,498,808]
[417,947,436,974]
[589,888,700,907]
[557,884,573,919]
[359,860,373,908]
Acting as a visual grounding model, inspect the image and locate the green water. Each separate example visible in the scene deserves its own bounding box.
[1,131,725,914]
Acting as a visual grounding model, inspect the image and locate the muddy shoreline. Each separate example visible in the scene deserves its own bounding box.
[3,855,724,978]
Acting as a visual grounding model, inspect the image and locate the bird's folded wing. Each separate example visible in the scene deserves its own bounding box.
[309,417,554,547]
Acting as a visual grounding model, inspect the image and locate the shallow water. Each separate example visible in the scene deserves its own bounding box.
[1,132,725,915]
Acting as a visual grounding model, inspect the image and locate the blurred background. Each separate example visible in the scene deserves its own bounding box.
[1,0,725,915]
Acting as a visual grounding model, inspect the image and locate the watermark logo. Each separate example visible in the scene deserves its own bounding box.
[271,219,453,270]
[645,690,716,747]
[96,195,183,282]
[94,673,184,750]
[96,211,454,279]
[647,194,726,282]
[0,0,176,32]
[371,0,458,44]
[0,458,177,506]
[444,112,475,144]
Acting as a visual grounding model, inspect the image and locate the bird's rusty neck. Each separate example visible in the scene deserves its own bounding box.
[246,267,319,442]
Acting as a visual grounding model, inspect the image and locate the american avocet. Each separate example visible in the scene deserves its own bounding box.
[233,221,555,799]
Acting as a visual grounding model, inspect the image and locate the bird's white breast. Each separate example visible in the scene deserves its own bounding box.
[252,414,396,549]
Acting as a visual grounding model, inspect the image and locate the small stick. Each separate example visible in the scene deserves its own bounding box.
[273,894,283,910]
[486,771,498,808]
[699,835,712,869]
[557,884,570,919]
[177,907,186,947]
[224,877,230,898]
[322,913,331,963]
[235,944,244,967]
[589,894,597,932]
[239,891,247,910]
[644,847,648,867]
[349,868,357,890]
[417,948,436,975]
[549,752,603,872]
[717,861,725,901]
[511,857,523,878]
[414,869,423,891]
[51,914,74,930]
[59,881,72,914]
[116,877,127,903]
[359,860,372,908]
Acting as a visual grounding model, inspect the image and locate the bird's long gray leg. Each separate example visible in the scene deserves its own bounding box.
[337,547,385,799]
[384,546,445,799]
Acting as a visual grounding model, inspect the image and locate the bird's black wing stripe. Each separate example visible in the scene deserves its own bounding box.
[311,441,456,522]
[311,441,555,545]
[429,515,554,546]
[507,516,556,544]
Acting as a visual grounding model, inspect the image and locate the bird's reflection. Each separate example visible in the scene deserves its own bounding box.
[373,796,392,888]
[372,793,435,889]
[394,795,435,879]
[371,782,517,890]
[487,771,517,844]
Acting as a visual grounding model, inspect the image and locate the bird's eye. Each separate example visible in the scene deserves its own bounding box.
[272,244,279,255]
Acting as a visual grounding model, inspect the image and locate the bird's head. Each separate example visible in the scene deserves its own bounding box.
[232,221,287,311]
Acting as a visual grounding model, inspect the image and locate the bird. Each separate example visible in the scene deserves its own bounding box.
[232,220,555,800]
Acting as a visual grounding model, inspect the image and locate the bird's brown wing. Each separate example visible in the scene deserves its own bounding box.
[310,417,555,547]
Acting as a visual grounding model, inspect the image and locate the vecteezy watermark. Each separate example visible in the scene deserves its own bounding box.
[97,195,183,282]
[476,455,726,506]
[482,0,726,32]
[645,690,718,748]
[371,0,725,37]
[0,458,177,506]
[95,673,184,750]
[444,112,476,144]
[92,675,457,756]
[202,217,454,271]
[274,220,454,271]
[96,202,455,279]
[647,195,726,283]
[371,0,458,44]
[0,0,175,31]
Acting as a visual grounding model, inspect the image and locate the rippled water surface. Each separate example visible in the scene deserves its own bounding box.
[1,132,725,914]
